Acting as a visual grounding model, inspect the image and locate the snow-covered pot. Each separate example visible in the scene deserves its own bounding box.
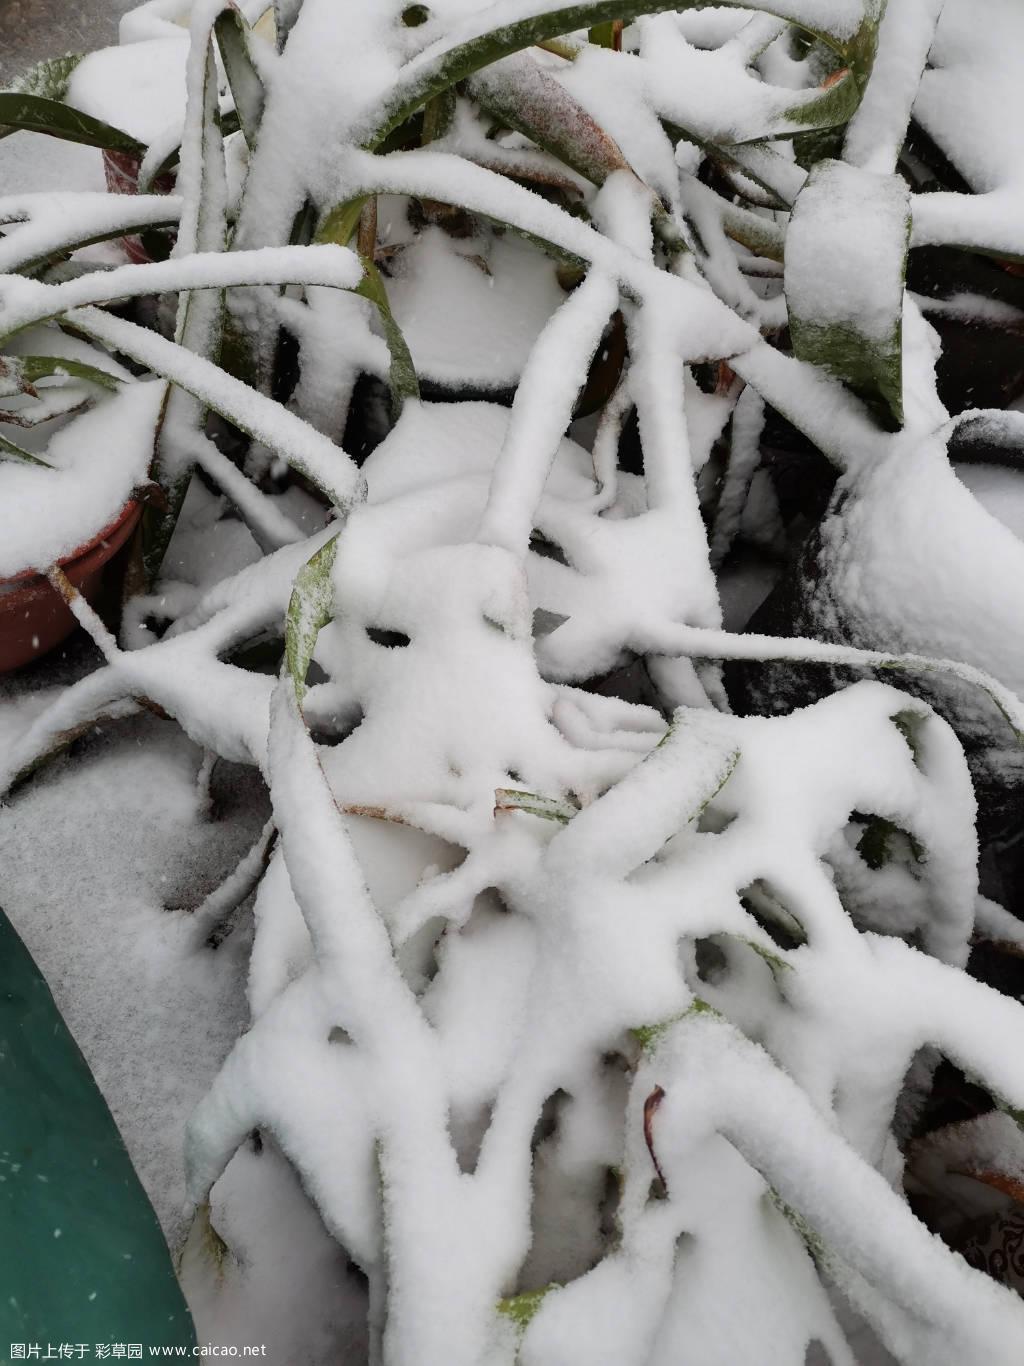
[0,499,141,674]
[0,344,162,676]
[68,28,189,262]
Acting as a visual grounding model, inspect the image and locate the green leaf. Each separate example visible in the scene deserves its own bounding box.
[718,199,785,262]
[631,999,720,1055]
[144,32,231,587]
[354,257,421,417]
[273,0,303,51]
[1,207,182,278]
[285,534,340,702]
[781,68,862,133]
[468,53,631,187]
[371,0,869,148]
[0,905,196,1348]
[16,354,122,391]
[785,158,910,428]
[214,7,266,148]
[588,20,620,48]
[498,1284,559,1332]
[768,1187,829,1266]
[317,195,369,248]
[0,430,53,467]
[494,788,580,822]
[0,91,142,153]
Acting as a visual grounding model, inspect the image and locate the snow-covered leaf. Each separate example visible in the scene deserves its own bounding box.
[0,429,53,467]
[214,6,266,148]
[786,158,911,426]
[285,533,339,702]
[14,354,122,392]
[0,89,142,153]
[468,53,631,188]
[354,258,420,416]
[494,787,579,822]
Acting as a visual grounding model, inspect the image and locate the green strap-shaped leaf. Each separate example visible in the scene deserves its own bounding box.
[0,906,196,1348]
[2,207,183,278]
[214,7,266,148]
[494,788,579,822]
[631,998,720,1055]
[468,53,631,187]
[785,158,910,428]
[0,430,53,467]
[16,355,123,391]
[0,91,142,153]
[144,28,231,587]
[285,533,340,701]
[354,257,420,417]
[273,0,303,52]
[370,0,875,147]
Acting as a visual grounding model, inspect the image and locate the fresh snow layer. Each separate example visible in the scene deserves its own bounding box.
[66,36,190,146]
[0,377,163,579]
[4,1,1024,1362]
[914,0,1024,192]
[386,227,565,389]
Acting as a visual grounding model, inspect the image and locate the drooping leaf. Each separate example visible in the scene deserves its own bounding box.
[272,0,303,51]
[144,28,231,586]
[468,52,631,187]
[0,905,196,1348]
[785,158,910,427]
[285,534,340,702]
[214,6,266,148]
[0,91,142,153]
[0,202,182,277]
[0,430,53,467]
[371,0,872,148]
[354,257,421,416]
[16,354,123,391]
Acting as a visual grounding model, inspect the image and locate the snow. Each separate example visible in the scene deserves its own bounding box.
[913,0,1024,194]
[843,0,944,176]
[785,159,910,342]
[4,0,1024,1361]
[0,378,161,578]
[67,36,190,147]
[385,226,565,390]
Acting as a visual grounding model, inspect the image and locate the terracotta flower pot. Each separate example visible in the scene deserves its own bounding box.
[102,150,176,265]
[0,499,141,673]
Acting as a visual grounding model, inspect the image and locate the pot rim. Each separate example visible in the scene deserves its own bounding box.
[0,498,141,591]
